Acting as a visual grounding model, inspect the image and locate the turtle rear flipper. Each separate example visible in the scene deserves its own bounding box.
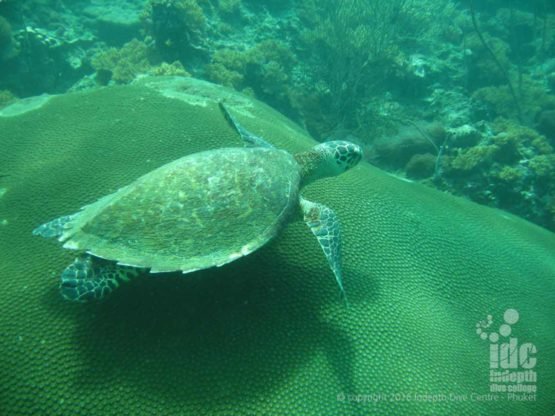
[60,255,138,302]
[219,102,274,148]
[33,214,76,238]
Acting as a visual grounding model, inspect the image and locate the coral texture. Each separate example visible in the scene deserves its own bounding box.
[0,77,553,415]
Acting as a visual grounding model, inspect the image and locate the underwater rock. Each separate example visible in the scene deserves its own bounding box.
[84,0,143,45]
[4,25,90,96]
[0,77,553,415]
[405,153,436,179]
[370,123,439,170]
[447,124,482,148]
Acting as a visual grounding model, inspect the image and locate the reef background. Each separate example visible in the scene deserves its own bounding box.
[0,0,555,230]
[1,0,555,228]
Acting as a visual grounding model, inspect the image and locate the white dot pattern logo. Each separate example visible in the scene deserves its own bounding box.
[476,308,519,342]
[504,309,519,325]
[499,324,511,337]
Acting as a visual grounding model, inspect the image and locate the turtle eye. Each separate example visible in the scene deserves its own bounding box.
[333,142,362,171]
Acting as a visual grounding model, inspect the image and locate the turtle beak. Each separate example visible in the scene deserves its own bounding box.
[344,143,363,171]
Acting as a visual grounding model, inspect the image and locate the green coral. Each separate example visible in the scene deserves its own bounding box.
[149,61,190,77]
[0,77,553,415]
[294,0,457,141]
[145,0,206,61]
[529,154,555,179]
[299,1,405,121]
[148,0,205,31]
[92,41,192,84]
[449,145,497,171]
[489,131,520,164]
[472,78,555,121]
[466,33,511,88]
[492,118,553,156]
[438,116,555,230]
[495,165,524,183]
[218,0,241,15]
[472,86,516,119]
[92,39,152,84]
[0,89,16,108]
[204,49,246,88]
[205,40,295,111]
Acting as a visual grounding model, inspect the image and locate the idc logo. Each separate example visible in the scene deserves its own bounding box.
[476,309,537,401]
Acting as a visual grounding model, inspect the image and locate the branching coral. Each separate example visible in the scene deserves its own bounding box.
[145,0,206,61]
[150,61,189,77]
[449,145,498,172]
[300,0,407,121]
[204,40,295,113]
[204,48,246,88]
[434,115,555,230]
[492,118,553,156]
[92,39,191,84]
[92,39,152,84]
[472,78,555,122]
[293,0,455,140]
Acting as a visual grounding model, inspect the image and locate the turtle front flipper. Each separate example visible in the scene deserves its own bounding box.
[300,197,346,301]
[218,102,274,148]
[60,255,139,302]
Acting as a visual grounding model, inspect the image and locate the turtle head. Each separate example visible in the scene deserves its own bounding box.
[296,141,363,185]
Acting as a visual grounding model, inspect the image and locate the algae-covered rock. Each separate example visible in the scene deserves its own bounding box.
[0,77,553,415]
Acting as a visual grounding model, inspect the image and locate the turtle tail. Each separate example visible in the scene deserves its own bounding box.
[32,214,76,238]
[60,255,139,302]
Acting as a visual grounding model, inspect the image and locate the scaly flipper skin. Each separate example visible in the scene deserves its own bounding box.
[218,102,274,148]
[221,101,361,301]
[32,214,76,238]
[300,197,344,299]
[34,214,141,302]
[60,255,140,302]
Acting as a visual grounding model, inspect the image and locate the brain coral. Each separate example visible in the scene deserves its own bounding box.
[0,77,553,415]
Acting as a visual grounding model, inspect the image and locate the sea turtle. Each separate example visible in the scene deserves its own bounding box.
[33,103,363,302]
